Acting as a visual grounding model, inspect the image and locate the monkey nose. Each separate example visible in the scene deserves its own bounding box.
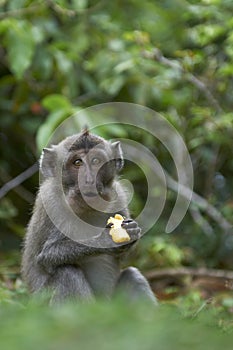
[85,176,94,185]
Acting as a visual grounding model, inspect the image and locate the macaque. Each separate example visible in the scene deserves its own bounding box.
[21,130,157,304]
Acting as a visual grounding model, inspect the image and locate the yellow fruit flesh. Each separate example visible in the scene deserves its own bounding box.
[107,214,130,243]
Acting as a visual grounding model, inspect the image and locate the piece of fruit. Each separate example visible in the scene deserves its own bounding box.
[107,214,130,243]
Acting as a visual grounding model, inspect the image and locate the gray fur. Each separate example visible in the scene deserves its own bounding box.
[21,132,157,304]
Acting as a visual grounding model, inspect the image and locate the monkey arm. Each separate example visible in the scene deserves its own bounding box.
[36,231,103,273]
[36,215,141,274]
[36,229,138,274]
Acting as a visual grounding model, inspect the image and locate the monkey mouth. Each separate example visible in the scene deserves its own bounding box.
[82,192,98,197]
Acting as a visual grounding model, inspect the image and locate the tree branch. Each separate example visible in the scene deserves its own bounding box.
[142,48,232,233]
[0,162,38,200]
[145,267,233,282]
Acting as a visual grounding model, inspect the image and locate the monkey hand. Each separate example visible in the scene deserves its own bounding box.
[121,219,142,242]
[107,214,141,244]
[103,216,141,255]
[100,224,140,256]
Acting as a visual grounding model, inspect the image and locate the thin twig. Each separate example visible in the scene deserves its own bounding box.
[164,170,232,233]
[46,0,77,17]
[0,170,35,203]
[0,162,38,199]
[191,298,213,319]
[142,48,223,114]
[46,0,104,17]
[0,4,42,19]
[189,205,214,237]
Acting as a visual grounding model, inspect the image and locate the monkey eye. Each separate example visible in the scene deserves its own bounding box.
[73,159,83,167]
[91,157,101,165]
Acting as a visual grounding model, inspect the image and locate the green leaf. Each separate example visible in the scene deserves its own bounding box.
[6,0,28,11]
[37,94,74,150]
[114,59,134,73]
[100,75,125,95]
[0,19,37,79]
[222,298,233,308]
[53,50,73,75]
[42,94,72,112]
[190,24,225,46]
[36,109,71,152]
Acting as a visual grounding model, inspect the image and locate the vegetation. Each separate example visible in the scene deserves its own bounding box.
[0,0,233,346]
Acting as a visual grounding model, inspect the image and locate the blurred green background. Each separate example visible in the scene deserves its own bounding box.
[0,0,233,345]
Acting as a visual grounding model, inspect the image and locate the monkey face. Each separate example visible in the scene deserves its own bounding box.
[62,147,115,198]
[40,132,124,214]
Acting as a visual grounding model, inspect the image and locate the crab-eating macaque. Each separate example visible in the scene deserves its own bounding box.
[21,130,157,304]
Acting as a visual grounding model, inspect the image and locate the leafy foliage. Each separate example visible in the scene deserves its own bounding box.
[0,0,233,330]
[0,296,233,350]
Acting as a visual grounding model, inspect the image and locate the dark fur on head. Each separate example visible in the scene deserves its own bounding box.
[68,128,104,153]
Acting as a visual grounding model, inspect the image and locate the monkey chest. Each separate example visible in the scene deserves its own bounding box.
[81,255,120,297]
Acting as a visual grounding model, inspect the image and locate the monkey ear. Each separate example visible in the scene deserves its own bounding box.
[111,141,124,172]
[39,147,56,177]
